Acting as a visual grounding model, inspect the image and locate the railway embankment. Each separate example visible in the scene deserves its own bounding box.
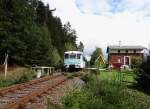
[0,71,85,109]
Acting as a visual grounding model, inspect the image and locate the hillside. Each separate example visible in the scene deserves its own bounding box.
[0,0,78,67]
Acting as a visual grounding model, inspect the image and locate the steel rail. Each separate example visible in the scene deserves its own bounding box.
[0,74,61,96]
[0,74,67,109]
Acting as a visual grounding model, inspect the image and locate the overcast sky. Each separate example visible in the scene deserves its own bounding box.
[42,0,150,55]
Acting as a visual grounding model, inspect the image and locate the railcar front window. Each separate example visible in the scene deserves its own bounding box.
[70,54,76,59]
[77,54,81,59]
[65,54,69,59]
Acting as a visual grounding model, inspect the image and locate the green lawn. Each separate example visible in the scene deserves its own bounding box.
[99,70,135,83]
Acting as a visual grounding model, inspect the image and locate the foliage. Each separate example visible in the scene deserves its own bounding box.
[80,73,93,83]
[14,71,35,83]
[65,43,77,51]
[90,47,105,68]
[57,77,148,109]
[49,47,61,67]
[67,72,83,79]
[0,0,77,67]
[131,57,142,69]
[49,70,150,109]
[77,41,84,52]
[0,68,36,87]
[135,56,150,94]
[99,70,135,83]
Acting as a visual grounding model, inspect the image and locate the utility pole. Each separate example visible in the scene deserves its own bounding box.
[4,53,8,78]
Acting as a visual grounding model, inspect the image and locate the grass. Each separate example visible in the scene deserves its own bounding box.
[0,67,36,88]
[49,70,150,109]
[51,73,150,109]
[99,70,135,83]
[99,70,150,104]
[62,71,85,79]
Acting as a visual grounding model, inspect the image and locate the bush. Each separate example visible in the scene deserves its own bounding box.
[14,71,36,84]
[135,57,150,93]
[80,74,93,83]
[68,75,74,79]
[80,69,99,83]
[131,57,141,69]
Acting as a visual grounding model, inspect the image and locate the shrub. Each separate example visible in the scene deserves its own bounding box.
[14,71,35,84]
[80,74,93,83]
[68,75,74,79]
[71,73,79,77]
[131,57,141,69]
[135,57,150,93]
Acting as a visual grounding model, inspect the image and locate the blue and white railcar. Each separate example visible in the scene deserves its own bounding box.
[64,51,85,70]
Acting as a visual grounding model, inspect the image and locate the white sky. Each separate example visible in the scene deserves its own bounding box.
[42,0,150,55]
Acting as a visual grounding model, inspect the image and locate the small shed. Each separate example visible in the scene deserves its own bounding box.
[32,66,55,78]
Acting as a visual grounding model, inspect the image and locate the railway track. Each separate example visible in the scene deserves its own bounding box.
[0,74,68,109]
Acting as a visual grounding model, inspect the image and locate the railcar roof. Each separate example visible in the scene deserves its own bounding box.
[64,51,83,54]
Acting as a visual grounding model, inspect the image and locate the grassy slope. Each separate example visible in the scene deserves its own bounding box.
[0,67,36,88]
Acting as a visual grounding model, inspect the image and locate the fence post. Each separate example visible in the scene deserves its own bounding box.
[4,53,8,78]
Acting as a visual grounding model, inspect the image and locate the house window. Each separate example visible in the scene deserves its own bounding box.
[134,50,136,53]
[126,50,128,53]
[118,50,120,53]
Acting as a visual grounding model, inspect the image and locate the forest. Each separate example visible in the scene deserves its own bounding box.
[0,0,82,67]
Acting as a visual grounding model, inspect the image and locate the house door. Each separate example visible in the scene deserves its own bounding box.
[124,56,130,65]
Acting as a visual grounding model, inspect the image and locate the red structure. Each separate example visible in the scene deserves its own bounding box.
[107,45,145,69]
